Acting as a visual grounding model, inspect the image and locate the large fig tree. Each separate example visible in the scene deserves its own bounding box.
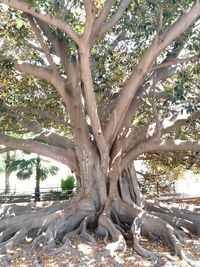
[0,0,200,264]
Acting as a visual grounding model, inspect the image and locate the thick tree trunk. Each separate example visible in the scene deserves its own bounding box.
[119,166,144,207]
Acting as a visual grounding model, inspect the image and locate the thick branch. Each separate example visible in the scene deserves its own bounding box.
[8,46,68,115]
[11,60,74,105]
[34,19,82,108]
[0,0,80,45]
[13,61,54,83]
[109,65,184,160]
[159,2,200,51]
[2,106,74,150]
[80,50,109,170]
[111,49,197,160]
[155,140,200,153]
[17,23,76,124]
[98,0,132,38]
[32,131,74,150]
[157,1,164,34]
[35,19,71,67]
[105,1,200,147]
[113,65,174,138]
[91,0,115,41]
[35,19,73,97]
[0,133,78,172]
[151,72,161,139]
[162,111,200,134]
[18,116,74,151]
[122,110,200,156]
[122,138,200,169]
[153,56,200,70]
[82,0,96,46]
[3,104,69,125]
[27,15,57,70]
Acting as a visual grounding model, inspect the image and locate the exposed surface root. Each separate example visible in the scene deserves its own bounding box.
[80,216,97,245]
[131,211,182,258]
[98,214,127,256]
[0,198,199,266]
[146,201,200,236]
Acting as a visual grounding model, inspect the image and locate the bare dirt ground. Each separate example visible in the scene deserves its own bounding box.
[1,200,200,267]
[6,235,200,267]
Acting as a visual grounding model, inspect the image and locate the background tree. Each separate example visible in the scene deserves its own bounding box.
[138,149,200,195]
[8,154,59,201]
[0,0,200,264]
[0,152,16,194]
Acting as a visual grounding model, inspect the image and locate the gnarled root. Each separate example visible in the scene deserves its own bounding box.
[0,199,96,265]
[0,197,199,266]
[146,201,200,236]
[131,211,183,259]
[98,213,127,256]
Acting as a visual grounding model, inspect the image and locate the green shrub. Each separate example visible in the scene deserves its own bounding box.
[50,174,76,200]
[61,174,76,191]
[50,190,73,200]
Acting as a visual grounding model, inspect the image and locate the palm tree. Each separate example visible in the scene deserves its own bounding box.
[9,155,59,201]
[0,152,16,194]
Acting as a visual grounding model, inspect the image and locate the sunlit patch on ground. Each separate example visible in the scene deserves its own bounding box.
[5,234,199,267]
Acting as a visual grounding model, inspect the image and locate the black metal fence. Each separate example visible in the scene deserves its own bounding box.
[0,186,61,195]
[0,186,77,203]
[1,180,200,204]
[140,179,200,200]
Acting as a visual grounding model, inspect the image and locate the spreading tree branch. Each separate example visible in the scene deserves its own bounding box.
[153,56,200,70]
[122,110,200,157]
[162,111,200,134]
[34,19,74,96]
[27,15,57,71]
[108,55,194,161]
[35,19,68,59]
[0,0,80,45]
[155,140,200,153]
[157,1,164,34]
[109,38,198,161]
[122,138,200,169]
[91,0,115,42]
[3,104,69,125]
[98,0,132,38]
[2,105,74,150]
[13,61,68,103]
[105,0,200,147]
[80,3,111,165]
[0,133,78,172]
[82,0,97,46]
[80,50,109,171]
[13,61,54,84]
[151,72,161,139]
[9,60,69,117]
